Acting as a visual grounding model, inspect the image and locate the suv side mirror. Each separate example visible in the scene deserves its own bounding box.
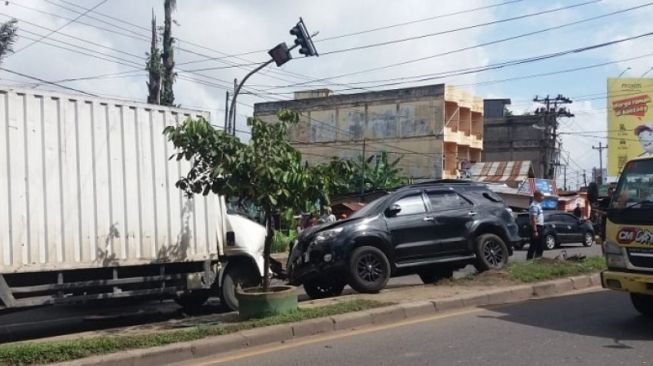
[386,204,402,217]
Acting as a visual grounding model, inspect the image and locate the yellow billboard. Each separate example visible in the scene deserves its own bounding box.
[608,78,653,176]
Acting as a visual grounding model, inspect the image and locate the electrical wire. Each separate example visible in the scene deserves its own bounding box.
[321,0,601,56]
[12,0,108,54]
[270,2,653,89]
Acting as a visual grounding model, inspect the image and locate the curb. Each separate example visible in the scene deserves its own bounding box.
[54,273,603,366]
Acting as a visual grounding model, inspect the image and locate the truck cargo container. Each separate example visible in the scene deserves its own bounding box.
[0,86,265,311]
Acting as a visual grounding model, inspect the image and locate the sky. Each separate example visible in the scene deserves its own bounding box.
[1,0,652,189]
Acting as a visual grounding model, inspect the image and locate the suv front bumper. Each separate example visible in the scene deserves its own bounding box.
[602,270,653,296]
[287,243,346,286]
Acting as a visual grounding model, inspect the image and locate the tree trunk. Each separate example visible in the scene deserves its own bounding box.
[262,212,273,291]
[161,0,175,106]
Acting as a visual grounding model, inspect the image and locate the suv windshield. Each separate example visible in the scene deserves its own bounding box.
[611,158,653,209]
[349,194,391,219]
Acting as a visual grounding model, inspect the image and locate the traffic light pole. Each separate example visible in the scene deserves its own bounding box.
[226,18,318,135]
[227,58,274,135]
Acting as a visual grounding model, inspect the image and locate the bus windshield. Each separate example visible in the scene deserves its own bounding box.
[611,158,653,209]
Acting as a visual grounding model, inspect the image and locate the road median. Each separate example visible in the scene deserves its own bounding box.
[1,257,606,366]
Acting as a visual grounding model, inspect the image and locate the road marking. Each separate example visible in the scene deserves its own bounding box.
[182,307,484,366]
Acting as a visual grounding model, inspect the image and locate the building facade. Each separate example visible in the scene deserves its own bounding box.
[253,84,484,180]
[482,97,551,178]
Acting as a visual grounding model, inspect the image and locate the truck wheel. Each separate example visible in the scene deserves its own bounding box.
[220,264,261,312]
[418,267,454,284]
[348,246,390,293]
[474,234,509,272]
[303,277,346,299]
[631,293,653,317]
[583,231,594,247]
[175,290,210,312]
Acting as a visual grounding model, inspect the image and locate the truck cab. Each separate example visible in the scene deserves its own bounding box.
[601,156,653,316]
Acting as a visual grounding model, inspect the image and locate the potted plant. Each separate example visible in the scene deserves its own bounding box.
[164,110,326,319]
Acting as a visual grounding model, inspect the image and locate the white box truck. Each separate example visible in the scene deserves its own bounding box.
[0,86,266,311]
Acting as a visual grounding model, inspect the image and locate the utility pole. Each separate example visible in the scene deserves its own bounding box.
[224,91,229,131]
[576,170,580,190]
[563,164,567,191]
[360,138,366,197]
[533,95,574,180]
[592,142,608,184]
[231,78,238,135]
[583,170,587,187]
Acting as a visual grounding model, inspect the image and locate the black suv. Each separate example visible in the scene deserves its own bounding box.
[287,181,521,299]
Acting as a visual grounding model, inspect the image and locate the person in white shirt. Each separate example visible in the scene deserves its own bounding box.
[527,190,545,260]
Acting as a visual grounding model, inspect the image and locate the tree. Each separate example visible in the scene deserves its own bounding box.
[146,10,161,104]
[161,0,176,106]
[164,110,326,290]
[0,19,18,65]
[354,151,407,191]
[317,151,408,196]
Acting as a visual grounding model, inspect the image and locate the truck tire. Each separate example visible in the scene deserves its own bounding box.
[474,233,509,272]
[303,277,346,299]
[175,290,210,312]
[418,267,454,284]
[220,264,261,312]
[348,246,390,293]
[631,293,653,317]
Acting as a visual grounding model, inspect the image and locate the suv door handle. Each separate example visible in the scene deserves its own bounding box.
[468,211,477,216]
[423,216,435,222]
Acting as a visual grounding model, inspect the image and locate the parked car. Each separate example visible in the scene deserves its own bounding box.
[515,211,595,250]
[287,181,521,299]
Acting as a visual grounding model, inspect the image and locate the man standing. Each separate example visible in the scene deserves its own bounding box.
[527,190,545,260]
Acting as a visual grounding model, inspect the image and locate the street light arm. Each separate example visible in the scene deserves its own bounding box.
[228,58,275,134]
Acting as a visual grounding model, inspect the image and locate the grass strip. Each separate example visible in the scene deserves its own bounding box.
[0,299,387,366]
[506,256,606,283]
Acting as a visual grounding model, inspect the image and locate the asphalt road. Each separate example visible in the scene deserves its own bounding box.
[182,289,653,366]
[0,243,602,344]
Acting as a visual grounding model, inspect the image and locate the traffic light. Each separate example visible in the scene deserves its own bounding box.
[289,18,318,57]
[268,42,291,67]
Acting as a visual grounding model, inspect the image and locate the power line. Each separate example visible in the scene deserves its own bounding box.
[1,14,145,61]
[12,0,108,54]
[7,1,306,86]
[176,0,527,65]
[270,2,653,89]
[321,0,601,55]
[317,0,525,43]
[0,68,95,96]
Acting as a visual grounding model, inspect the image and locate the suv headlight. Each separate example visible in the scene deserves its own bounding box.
[314,227,344,244]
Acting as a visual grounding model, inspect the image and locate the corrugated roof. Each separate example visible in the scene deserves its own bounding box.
[469,161,534,184]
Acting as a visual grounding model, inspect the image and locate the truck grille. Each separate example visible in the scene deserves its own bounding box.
[627,248,653,269]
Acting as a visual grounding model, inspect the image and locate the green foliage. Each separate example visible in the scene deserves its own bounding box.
[313,151,408,196]
[146,11,161,105]
[0,300,387,365]
[0,19,18,65]
[272,229,297,253]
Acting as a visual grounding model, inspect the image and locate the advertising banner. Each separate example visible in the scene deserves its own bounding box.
[607,78,653,176]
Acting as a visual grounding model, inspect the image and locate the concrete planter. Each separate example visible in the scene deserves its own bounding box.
[236,285,298,320]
